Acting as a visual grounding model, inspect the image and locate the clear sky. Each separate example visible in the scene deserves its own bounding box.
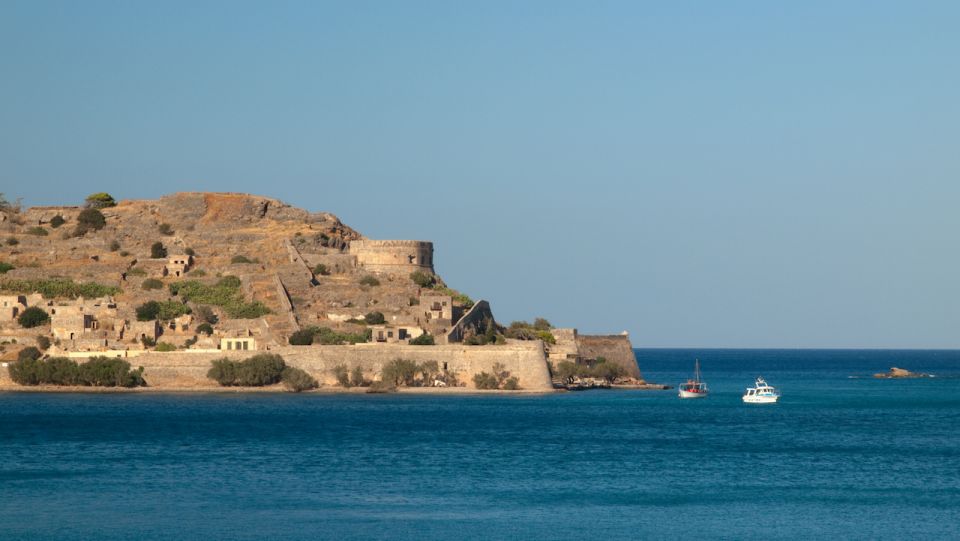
[2,1,958,348]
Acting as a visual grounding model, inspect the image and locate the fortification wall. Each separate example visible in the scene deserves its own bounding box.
[446,300,493,343]
[18,342,554,391]
[300,253,358,274]
[349,240,434,274]
[576,334,642,380]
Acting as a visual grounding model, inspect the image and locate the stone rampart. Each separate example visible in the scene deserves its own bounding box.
[349,240,434,274]
[576,334,642,380]
[35,342,554,390]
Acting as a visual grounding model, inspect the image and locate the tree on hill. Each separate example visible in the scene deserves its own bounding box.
[73,208,106,236]
[0,193,20,212]
[18,307,50,328]
[364,311,385,325]
[136,301,161,321]
[85,192,117,209]
[151,242,167,259]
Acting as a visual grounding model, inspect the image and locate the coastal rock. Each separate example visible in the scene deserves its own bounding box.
[873,367,931,378]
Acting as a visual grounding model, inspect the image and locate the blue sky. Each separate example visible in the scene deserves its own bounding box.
[2,1,958,347]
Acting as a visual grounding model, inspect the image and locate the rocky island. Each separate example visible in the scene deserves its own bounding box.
[873,367,933,379]
[0,192,645,392]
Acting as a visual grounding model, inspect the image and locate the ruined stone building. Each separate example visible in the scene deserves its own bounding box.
[165,255,193,277]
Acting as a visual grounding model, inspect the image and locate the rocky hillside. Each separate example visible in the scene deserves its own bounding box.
[1,192,451,347]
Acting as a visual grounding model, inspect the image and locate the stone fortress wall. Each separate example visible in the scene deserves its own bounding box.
[349,240,434,274]
[0,342,555,391]
[576,334,642,380]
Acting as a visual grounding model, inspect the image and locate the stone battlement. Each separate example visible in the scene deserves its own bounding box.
[349,239,434,274]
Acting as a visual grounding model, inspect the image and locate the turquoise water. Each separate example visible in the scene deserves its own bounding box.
[1,349,959,540]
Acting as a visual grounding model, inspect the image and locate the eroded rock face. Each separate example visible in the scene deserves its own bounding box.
[873,367,931,378]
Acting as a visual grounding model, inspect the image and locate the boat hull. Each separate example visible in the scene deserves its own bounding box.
[678,389,708,399]
[742,395,779,403]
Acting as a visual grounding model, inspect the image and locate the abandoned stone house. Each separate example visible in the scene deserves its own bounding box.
[50,301,123,342]
[0,295,27,322]
[217,325,262,352]
[162,314,194,335]
[369,324,425,344]
[128,320,160,342]
[420,294,453,325]
[165,255,193,277]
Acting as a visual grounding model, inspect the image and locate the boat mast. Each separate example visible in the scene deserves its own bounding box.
[695,359,701,383]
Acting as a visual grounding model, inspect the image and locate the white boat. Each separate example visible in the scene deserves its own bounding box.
[742,376,780,403]
[678,359,708,399]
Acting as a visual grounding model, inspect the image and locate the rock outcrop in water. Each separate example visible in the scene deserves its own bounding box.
[873,367,931,378]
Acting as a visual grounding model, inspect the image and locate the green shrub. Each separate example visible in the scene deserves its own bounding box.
[26,226,48,236]
[381,359,419,387]
[158,223,174,235]
[290,326,369,346]
[281,366,318,392]
[109,240,120,251]
[351,366,366,387]
[9,356,145,387]
[77,357,145,387]
[410,270,436,288]
[0,262,14,274]
[207,354,286,387]
[35,335,51,350]
[502,376,521,390]
[127,267,147,277]
[289,329,315,345]
[5,237,18,246]
[506,319,556,343]
[196,323,214,336]
[140,336,156,347]
[193,305,217,324]
[364,311,385,325]
[0,278,119,299]
[74,208,106,235]
[184,247,195,256]
[151,242,167,259]
[136,301,161,321]
[191,269,206,277]
[359,275,380,287]
[18,346,41,362]
[167,277,268,319]
[231,255,255,264]
[155,342,177,352]
[119,251,130,257]
[84,193,116,209]
[158,301,190,320]
[18,306,49,328]
[409,333,435,346]
[533,318,552,330]
[141,278,163,290]
[472,372,499,390]
[333,364,351,387]
[216,275,241,288]
[313,264,330,276]
[50,215,65,228]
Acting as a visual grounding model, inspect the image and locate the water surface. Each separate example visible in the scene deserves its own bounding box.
[1,349,958,540]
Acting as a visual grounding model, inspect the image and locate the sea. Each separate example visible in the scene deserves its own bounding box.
[1,349,958,540]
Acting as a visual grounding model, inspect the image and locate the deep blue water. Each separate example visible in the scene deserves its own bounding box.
[1,349,959,540]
